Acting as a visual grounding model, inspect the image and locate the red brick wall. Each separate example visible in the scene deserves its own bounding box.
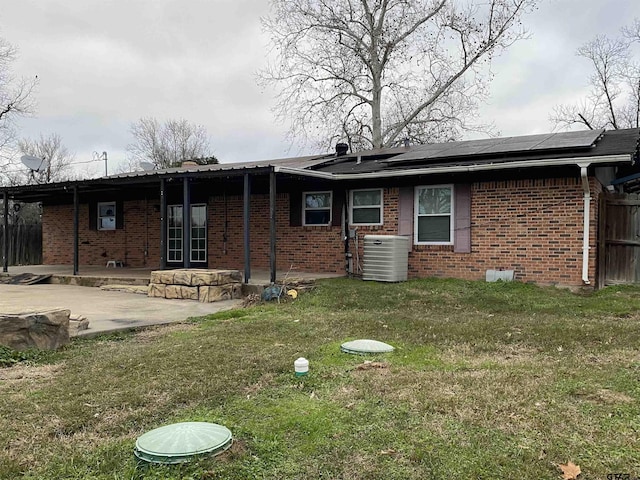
[342,179,599,286]
[41,195,345,273]
[403,177,599,285]
[206,194,344,274]
[41,176,600,286]
[43,200,161,268]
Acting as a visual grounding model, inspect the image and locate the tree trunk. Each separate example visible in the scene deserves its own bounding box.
[371,82,383,149]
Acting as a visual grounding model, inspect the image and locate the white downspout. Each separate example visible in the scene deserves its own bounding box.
[578,163,591,285]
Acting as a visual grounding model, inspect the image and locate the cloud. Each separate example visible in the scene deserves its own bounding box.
[480,0,640,135]
[2,0,640,175]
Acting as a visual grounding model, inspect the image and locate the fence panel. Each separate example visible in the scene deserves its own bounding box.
[603,193,640,285]
[0,224,43,266]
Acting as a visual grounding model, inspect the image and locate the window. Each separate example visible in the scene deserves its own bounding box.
[350,189,383,225]
[415,185,453,244]
[303,191,332,225]
[97,202,116,230]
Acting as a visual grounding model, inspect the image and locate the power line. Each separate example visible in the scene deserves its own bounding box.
[1,156,107,175]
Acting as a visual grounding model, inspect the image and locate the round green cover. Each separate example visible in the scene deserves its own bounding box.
[341,339,395,354]
[134,422,232,464]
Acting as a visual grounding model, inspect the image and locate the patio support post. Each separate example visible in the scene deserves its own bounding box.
[269,169,276,284]
[183,177,191,268]
[73,185,79,275]
[243,173,251,283]
[160,178,167,269]
[2,189,8,273]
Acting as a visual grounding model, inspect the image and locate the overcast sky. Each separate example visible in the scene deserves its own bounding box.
[2,0,640,176]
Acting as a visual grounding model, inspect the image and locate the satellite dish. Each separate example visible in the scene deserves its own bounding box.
[140,162,155,171]
[20,155,48,172]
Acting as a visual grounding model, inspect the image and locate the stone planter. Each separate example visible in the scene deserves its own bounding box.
[148,269,243,303]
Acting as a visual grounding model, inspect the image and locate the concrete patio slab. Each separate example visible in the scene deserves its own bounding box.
[1,264,342,287]
[0,283,242,337]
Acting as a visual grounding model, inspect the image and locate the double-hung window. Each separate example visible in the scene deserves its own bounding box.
[415,185,453,244]
[303,191,332,225]
[97,202,116,230]
[350,189,383,225]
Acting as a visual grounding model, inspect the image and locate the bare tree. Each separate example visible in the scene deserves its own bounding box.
[260,0,537,151]
[0,36,37,161]
[126,117,217,169]
[552,20,640,131]
[17,133,75,184]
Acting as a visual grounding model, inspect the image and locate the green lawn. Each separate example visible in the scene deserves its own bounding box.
[2,278,640,479]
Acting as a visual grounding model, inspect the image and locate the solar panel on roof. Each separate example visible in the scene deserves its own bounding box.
[434,140,495,156]
[409,143,453,154]
[531,129,603,150]
[384,129,605,164]
[384,143,456,162]
[480,133,555,154]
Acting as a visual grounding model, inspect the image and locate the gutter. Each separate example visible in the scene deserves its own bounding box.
[578,163,592,285]
[273,166,335,179]
[274,154,632,180]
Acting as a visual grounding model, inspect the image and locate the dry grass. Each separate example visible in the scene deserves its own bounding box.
[2,278,640,479]
[0,363,61,383]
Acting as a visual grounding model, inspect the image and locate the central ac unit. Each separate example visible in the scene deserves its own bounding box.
[362,235,409,282]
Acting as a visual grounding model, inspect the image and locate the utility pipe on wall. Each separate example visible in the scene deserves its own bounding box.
[182,177,191,269]
[2,190,8,273]
[243,174,251,284]
[73,185,79,276]
[160,178,167,269]
[269,170,277,284]
[579,163,591,285]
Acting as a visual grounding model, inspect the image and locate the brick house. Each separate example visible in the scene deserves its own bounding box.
[3,128,639,288]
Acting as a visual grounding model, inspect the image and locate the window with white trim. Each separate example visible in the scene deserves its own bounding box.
[97,202,116,230]
[350,188,383,225]
[415,185,454,244]
[303,191,332,225]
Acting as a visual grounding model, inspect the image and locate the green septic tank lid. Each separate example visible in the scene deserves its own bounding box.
[134,422,232,464]
[341,339,395,355]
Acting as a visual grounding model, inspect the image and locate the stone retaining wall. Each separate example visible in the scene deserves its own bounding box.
[148,269,243,303]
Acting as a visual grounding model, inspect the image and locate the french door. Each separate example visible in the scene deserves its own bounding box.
[167,204,207,267]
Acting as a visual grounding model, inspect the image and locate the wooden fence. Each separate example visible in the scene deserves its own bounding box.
[0,224,43,266]
[599,193,640,286]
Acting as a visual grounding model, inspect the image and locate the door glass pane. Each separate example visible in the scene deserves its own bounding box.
[167,204,207,263]
[167,205,183,262]
[191,205,207,263]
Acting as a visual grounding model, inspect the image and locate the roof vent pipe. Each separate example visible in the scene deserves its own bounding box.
[336,143,349,156]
